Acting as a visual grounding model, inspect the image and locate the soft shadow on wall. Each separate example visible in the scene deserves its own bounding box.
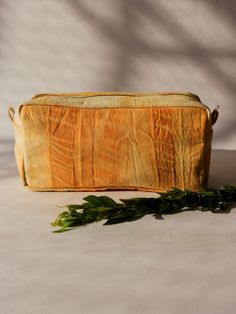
[67,0,236,147]
[0,0,235,149]
[0,139,17,179]
[208,149,236,187]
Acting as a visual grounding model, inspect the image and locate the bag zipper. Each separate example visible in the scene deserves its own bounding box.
[17,92,216,124]
[32,91,201,101]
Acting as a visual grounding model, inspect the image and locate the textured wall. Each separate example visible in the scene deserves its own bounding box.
[0,0,236,149]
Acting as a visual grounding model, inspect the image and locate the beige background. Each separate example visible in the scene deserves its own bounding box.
[0,0,236,149]
[1,2,236,313]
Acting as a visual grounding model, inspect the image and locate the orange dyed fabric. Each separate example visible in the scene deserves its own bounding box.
[9,92,213,192]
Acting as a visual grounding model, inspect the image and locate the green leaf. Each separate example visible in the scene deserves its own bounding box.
[88,206,110,213]
[52,227,73,233]
[83,195,105,206]
[98,196,117,206]
[104,211,143,225]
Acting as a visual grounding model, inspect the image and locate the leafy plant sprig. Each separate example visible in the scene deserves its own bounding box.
[51,185,236,233]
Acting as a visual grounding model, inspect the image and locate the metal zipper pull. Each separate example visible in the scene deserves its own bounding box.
[211,105,219,125]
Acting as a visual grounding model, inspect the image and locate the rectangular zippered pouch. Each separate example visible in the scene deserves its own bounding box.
[8,92,217,192]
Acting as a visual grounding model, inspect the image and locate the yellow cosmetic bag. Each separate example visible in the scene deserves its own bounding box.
[8,92,218,192]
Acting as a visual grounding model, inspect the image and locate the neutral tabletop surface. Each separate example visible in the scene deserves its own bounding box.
[1,145,236,314]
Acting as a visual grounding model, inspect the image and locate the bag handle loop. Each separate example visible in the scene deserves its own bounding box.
[8,107,15,122]
[211,105,219,125]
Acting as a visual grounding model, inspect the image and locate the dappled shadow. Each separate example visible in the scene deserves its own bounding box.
[0,0,235,148]
[0,138,18,178]
[67,0,139,90]
[67,0,236,140]
[206,0,236,33]
[208,149,236,187]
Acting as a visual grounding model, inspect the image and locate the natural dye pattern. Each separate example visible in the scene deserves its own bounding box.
[9,92,213,192]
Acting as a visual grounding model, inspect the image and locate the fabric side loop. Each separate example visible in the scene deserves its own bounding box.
[8,107,15,122]
[211,105,219,125]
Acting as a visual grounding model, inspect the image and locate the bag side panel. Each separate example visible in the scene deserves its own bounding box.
[20,106,52,188]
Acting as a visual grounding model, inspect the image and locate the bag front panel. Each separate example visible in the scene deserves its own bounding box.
[20,105,212,192]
